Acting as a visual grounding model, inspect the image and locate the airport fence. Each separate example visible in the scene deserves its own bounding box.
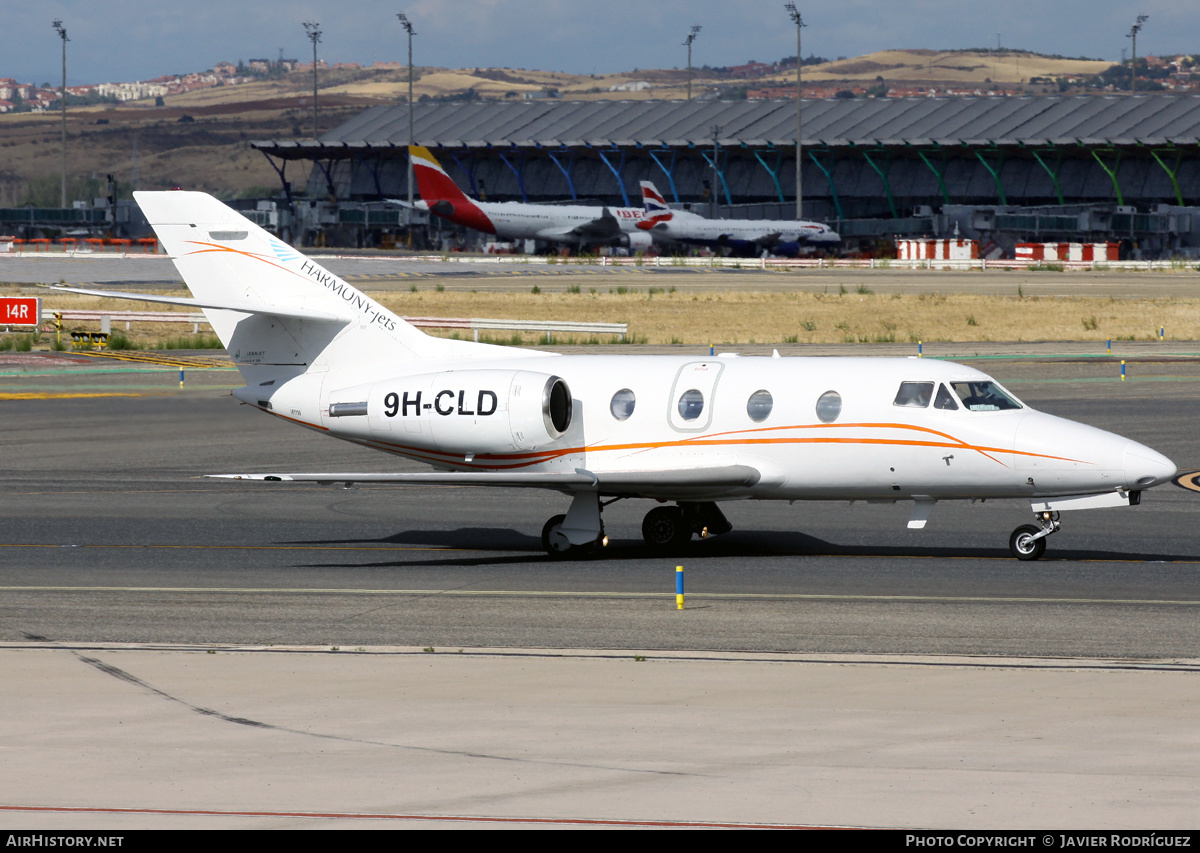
[39,309,626,342]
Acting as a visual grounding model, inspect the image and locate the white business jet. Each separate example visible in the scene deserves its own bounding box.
[54,191,1175,560]
[409,145,652,252]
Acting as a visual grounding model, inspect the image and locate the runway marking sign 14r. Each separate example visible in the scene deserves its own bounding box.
[1,297,40,326]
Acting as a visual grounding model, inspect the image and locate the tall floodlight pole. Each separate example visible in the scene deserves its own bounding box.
[785,4,805,219]
[53,20,68,208]
[684,26,701,101]
[1128,15,1148,94]
[398,13,416,223]
[303,21,322,138]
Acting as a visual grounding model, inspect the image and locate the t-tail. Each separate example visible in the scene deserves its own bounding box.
[54,192,533,395]
[408,145,496,234]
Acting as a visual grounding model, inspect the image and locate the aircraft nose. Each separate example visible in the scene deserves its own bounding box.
[1123,443,1176,489]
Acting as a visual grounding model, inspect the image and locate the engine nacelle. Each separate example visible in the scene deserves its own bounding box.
[624,230,653,251]
[326,370,573,455]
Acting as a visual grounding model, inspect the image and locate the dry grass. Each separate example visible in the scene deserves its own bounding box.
[763,49,1112,86]
[23,286,1193,349]
[380,289,1200,346]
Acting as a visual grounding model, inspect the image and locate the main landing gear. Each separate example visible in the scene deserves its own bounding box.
[540,496,733,557]
[641,502,732,550]
[1009,510,1060,561]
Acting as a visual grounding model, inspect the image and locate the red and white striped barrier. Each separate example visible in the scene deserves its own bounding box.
[896,239,978,261]
[1014,242,1119,262]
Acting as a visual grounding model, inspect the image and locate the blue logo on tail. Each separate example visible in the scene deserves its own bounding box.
[269,238,302,264]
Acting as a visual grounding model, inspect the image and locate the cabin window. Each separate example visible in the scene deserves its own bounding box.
[747,389,773,423]
[950,381,1022,412]
[610,388,636,421]
[677,389,704,421]
[893,381,934,408]
[815,390,842,423]
[933,383,959,410]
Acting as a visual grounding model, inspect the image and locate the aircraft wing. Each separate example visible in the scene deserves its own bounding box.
[207,465,761,498]
[42,284,351,324]
[537,208,622,243]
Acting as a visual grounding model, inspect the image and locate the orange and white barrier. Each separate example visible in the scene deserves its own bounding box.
[896,239,978,261]
[1014,242,1118,262]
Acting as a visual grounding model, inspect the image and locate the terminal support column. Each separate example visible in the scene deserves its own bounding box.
[647,149,680,203]
[1150,148,1184,207]
[497,150,528,203]
[1089,149,1125,207]
[596,148,631,208]
[752,148,785,204]
[860,149,897,219]
[806,149,843,221]
[973,149,1007,206]
[698,149,732,206]
[546,149,578,201]
[448,153,481,200]
[917,149,950,206]
[1030,148,1065,206]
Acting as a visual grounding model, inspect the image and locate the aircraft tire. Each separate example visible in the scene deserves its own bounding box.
[1009,524,1046,561]
[541,514,571,558]
[642,506,690,550]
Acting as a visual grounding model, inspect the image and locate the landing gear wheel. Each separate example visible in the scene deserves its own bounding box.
[542,514,570,558]
[1010,524,1046,561]
[642,506,691,550]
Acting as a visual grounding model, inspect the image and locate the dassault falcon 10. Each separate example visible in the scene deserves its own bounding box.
[408,145,651,252]
[54,191,1176,560]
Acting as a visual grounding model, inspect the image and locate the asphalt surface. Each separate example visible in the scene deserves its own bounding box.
[5,252,1200,297]
[2,347,1198,658]
[3,283,1200,828]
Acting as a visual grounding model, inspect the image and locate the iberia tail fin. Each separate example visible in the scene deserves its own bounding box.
[408,145,495,233]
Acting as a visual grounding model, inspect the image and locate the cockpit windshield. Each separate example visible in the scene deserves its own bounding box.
[949,381,1022,412]
[893,381,934,408]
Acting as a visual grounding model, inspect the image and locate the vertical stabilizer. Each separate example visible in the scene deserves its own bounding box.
[133,191,501,383]
[638,180,674,227]
[408,145,495,233]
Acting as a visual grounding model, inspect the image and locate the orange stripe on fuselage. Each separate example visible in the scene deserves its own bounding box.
[343,420,1087,472]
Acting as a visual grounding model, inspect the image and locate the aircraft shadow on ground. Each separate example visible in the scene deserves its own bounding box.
[282,529,1195,569]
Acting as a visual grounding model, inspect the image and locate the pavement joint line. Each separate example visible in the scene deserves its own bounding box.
[2,585,1199,605]
[4,642,1200,672]
[0,803,834,829]
[0,391,161,399]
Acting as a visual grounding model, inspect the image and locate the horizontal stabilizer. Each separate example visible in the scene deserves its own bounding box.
[42,284,351,324]
[207,471,597,489]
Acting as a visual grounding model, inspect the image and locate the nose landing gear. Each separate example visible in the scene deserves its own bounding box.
[1009,511,1060,561]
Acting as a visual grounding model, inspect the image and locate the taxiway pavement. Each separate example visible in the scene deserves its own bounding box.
[2,340,1199,828]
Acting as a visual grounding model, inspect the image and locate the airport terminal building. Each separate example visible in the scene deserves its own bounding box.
[251,95,1200,255]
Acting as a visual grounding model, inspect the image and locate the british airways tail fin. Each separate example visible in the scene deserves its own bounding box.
[638,181,674,228]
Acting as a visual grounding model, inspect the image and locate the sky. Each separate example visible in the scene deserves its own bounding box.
[3,0,1192,87]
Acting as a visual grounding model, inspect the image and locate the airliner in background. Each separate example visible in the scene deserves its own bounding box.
[637,180,840,256]
[408,145,651,252]
[51,191,1176,561]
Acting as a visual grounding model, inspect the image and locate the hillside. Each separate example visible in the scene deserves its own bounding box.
[0,50,1120,205]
